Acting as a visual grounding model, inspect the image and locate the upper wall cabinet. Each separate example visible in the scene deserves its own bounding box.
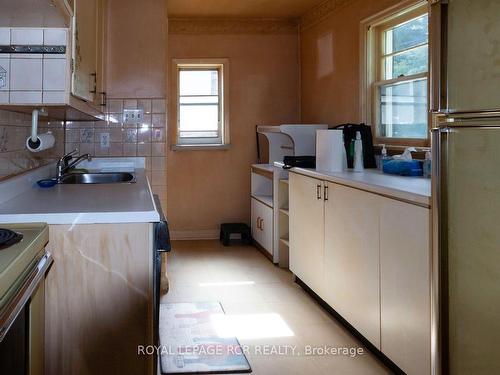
[72,0,96,103]
[0,0,106,120]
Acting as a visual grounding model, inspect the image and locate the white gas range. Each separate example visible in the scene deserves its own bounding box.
[0,223,52,375]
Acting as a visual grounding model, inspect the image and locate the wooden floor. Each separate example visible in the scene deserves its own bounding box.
[161,240,392,375]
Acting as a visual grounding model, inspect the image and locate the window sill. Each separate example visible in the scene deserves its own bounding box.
[171,144,231,151]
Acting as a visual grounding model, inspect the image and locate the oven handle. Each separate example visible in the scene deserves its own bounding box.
[0,252,53,343]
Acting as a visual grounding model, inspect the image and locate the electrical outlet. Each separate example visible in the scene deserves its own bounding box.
[123,109,144,124]
[100,132,110,148]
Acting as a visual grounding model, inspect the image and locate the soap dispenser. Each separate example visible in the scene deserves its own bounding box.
[379,144,390,170]
[353,131,364,172]
[423,150,432,178]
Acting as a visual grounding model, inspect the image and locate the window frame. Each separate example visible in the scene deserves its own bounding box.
[360,1,430,147]
[171,58,230,149]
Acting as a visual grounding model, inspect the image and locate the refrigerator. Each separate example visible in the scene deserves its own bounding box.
[429,1,500,374]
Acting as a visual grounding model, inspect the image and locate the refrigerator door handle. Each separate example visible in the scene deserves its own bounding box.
[429,0,448,113]
[431,127,449,375]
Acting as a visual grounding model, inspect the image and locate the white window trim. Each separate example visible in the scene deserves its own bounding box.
[360,0,429,146]
[171,58,230,150]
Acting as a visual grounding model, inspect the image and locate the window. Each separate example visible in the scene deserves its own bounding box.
[173,59,229,148]
[362,3,429,146]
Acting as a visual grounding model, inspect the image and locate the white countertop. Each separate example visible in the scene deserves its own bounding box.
[275,162,431,207]
[251,163,275,173]
[0,159,160,224]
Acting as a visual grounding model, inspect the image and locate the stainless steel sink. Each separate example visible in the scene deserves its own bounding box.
[58,172,136,184]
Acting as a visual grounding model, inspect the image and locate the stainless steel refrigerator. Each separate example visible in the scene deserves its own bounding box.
[430,1,500,374]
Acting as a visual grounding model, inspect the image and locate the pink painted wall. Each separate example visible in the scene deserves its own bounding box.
[300,0,402,126]
[167,31,300,236]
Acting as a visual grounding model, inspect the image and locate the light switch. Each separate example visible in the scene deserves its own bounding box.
[123,109,144,124]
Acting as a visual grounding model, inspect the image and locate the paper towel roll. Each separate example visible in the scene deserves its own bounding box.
[316,129,345,172]
[26,131,55,153]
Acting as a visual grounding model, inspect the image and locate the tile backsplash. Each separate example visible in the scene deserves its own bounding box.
[65,98,167,207]
[0,27,68,105]
[0,109,64,179]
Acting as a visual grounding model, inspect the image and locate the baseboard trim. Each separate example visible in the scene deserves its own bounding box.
[170,230,220,241]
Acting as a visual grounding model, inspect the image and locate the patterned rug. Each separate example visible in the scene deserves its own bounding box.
[159,302,252,374]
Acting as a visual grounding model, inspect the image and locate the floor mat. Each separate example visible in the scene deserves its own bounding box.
[159,302,252,374]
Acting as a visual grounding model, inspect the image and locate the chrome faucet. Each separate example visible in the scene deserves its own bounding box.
[56,150,92,181]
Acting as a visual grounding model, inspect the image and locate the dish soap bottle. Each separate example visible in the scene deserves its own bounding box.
[423,150,432,178]
[379,144,389,170]
[354,131,364,172]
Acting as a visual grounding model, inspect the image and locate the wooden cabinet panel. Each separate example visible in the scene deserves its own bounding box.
[380,198,431,375]
[324,182,381,348]
[289,173,325,296]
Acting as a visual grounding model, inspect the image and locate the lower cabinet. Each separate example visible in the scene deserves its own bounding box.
[251,197,273,255]
[324,183,381,348]
[289,172,431,375]
[289,173,325,296]
[380,198,431,375]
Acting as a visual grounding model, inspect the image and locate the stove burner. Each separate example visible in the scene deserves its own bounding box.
[0,228,23,250]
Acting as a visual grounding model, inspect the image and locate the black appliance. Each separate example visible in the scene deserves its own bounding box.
[152,195,171,373]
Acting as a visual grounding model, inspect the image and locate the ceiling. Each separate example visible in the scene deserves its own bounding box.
[166,0,326,19]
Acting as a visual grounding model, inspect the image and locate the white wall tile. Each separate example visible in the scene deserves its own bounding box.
[0,91,8,104]
[0,28,10,45]
[43,59,66,90]
[14,54,43,59]
[43,29,67,46]
[10,91,42,104]
[11,28,43,45]
[10,58,42,90]
[43,91,66,104]
[0,58,9,90]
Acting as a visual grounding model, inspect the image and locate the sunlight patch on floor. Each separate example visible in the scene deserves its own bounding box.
[199,281,256,287]
[211,313,295,339]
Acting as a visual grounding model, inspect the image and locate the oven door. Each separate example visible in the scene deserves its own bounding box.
[0,253,53,375]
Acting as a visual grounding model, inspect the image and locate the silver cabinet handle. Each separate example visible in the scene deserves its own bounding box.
[0,252,53,342]
[324,185,329,201]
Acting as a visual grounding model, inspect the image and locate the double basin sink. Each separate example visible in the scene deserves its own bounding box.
[58,172,136,185]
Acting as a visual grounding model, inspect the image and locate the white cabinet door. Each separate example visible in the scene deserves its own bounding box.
[72,0,98,102]
[251,198,262,247]
[324,183,381,348]
[380,198,431,375]
[289,173,325,297]
[251,198,273,255]
[259,202,273,255]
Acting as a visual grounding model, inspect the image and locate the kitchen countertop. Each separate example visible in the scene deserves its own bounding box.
[0,159,160,224]
[275,162,431,207]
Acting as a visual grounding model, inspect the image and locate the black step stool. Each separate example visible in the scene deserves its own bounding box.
[220,223,252,246]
